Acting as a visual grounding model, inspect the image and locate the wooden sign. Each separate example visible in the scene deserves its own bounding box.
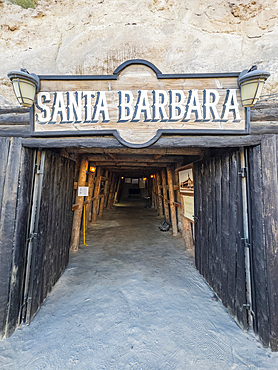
[31,60,249,148]
[78,186,89,196]
[182,195,195,222]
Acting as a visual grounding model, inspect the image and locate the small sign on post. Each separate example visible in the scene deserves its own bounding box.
[78,186,89,197]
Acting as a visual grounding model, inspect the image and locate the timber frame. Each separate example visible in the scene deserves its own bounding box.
[1,60,278,352]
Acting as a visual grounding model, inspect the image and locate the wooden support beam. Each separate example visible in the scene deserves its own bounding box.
[156,171,164,218]
[110,175,119,207]
[105,172,112,208]
[114,176,121,203]
[91,167,102,223]
[107,173,116,209]
[88,155,187,163]
[99,170,109,217]
[85,170,96,227]
[91,162,177,168]
[70,157,88,252]
[181,214,194,250]
[151,177,156,209]
[166,165,178,236]
[79,147,204,155]
[161,169,170,223]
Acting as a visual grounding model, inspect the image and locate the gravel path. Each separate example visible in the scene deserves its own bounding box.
[0,200,278,369]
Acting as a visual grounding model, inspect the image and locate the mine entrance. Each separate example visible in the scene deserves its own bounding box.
[8,145,252,338]
[20,147,202,325]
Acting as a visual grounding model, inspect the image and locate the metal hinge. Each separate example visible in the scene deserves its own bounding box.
[241,237,251,249]
[238,167,247,178]
[243,303,255,317]
[35,164,43,175]
[27,233,38,242]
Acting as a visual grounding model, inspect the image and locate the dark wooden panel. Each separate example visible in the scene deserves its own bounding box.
[193,162,201,272]
[234,154,247,329]
[27,150,75,321]
[248,144,270,346]
[0,138,23,338]
[194,148,247,329]
[4,148,34,337]
[260,136,278,351]
[214,155,222,298]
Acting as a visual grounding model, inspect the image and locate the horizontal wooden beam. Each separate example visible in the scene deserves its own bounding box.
[250,102,278,122]
[78,147,204,155]
[22,135,263,149]
[251,121,278,135]
[0,106,29,114]
[91,162,177,168]
[88,155,185,163]
[0,114,30,125]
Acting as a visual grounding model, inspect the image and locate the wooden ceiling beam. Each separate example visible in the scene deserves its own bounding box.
[104,167,159,172]
[88,156,182,163]
[93,162,170,168]
[77,147,204,156]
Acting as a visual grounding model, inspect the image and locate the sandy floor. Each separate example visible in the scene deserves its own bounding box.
[1,199,278,369]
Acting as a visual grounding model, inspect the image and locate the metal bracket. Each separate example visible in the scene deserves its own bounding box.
[241,237,251,249]
[238,167,247,178]
[35,164,43,175]
[27,233,38,242]
[243,303,256,318]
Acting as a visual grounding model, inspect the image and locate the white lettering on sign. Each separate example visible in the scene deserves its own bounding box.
[36,89,242,125]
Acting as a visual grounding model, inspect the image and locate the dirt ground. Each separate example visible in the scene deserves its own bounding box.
[1,199,278,369]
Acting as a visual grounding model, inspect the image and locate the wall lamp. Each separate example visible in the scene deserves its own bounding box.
[238,66,270,107]
[7,69,40,108]
[89,166,96,173]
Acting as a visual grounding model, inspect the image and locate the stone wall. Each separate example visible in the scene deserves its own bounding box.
[0,0,277,105]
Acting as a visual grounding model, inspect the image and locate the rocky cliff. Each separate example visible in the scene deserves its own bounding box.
[0,0,277,105]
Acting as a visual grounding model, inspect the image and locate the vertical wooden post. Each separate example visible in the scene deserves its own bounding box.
[107,173,116,209]
[99,170,109,217]
[166,165,178,236]
[104,171,111,208]
[109,174,118,208]
[85,170,95,228]
[181,215,194,250]
[91,167,102,223]
[156,171,164,217]
[161,169,170,222]
[152,177,157,209]
[70,156,88,252]
[114,176,121,203]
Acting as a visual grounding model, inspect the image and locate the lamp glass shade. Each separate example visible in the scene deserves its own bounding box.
[11,77,36,107]
[240,78,266,107]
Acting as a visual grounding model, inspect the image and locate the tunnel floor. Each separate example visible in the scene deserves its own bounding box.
[0,199,278,369]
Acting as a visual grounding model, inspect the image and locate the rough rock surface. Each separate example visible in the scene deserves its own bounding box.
[0,0,277,105]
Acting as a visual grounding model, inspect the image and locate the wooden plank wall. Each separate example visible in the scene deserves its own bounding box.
[248,136,278,351]
[26,150,75,322]
[194,149,248,329]
[0,138,34,338]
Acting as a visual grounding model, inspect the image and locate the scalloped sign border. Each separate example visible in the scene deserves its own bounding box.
[31,59,249,148]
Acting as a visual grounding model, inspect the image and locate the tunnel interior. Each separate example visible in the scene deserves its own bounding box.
[64,147,203,253]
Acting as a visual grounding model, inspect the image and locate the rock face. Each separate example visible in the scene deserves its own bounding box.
[0,0,277,105]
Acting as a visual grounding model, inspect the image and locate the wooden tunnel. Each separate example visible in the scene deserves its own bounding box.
[67,148,201,252]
